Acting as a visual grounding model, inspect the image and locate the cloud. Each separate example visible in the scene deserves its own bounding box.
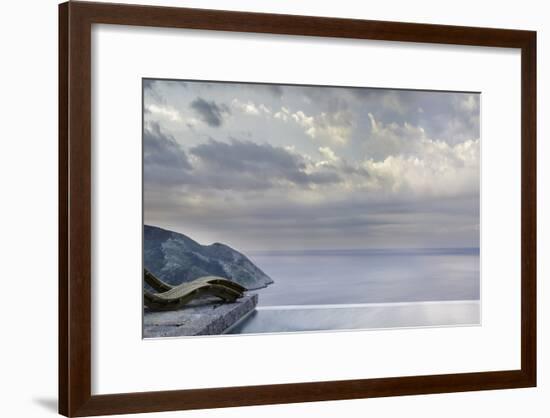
[318,146,339,162]
[363,138,479,196]
[146,104,181,122]
[143,122,193,186]
[143,79,480,250]
[274,106,291,121]
[190,97,231,127]
[358,113,480,197]
[191,138,301,172]
[350,89,480,145]
[143,79,155,91]
[265,84,283,97]
[189,138,341,190]
[365,112,426,160]
[232,99,272,116]
[280,108,353,145]
[380,91,409,115]
[145,177,479,251]
[455,94,479,113]
[144,122,191,169]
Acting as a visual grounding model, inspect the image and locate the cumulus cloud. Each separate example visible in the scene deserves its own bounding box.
[274,106,291,121]
[190,97,230,127]
[146,104,181,122]
[362,113,479,197]
[455,94,479,113]
[318,146,339,163]
[363,138,479,196]
[366,112,426,159]
[277,108,353,145]
[232,99,272,116]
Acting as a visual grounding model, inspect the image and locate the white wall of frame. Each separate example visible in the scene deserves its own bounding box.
[0,0,548,417]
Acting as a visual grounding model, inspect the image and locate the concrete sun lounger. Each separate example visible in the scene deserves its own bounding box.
[143,269,247,311]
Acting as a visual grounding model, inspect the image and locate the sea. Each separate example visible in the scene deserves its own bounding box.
[226,248,480,334]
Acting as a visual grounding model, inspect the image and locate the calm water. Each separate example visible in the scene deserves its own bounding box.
[226,249,480,334]
[249,248,480,307]
[226,301,480,334]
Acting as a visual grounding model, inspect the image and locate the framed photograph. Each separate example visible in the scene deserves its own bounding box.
[59,1,536,416]
[142,79,483,338]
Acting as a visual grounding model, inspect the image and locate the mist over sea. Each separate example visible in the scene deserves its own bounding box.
[248,248,480,307]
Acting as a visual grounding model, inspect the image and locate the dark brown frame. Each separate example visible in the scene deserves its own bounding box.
[59,1,537,416]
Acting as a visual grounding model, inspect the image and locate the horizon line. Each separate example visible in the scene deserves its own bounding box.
[245,247,480,254]
[144,225,479,255]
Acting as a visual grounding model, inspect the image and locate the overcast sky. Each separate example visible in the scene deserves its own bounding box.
[143,79,480,251]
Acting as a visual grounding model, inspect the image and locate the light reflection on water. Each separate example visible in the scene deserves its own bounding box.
[226,301,480,334]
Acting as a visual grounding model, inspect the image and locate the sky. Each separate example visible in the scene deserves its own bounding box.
[143,79,480,251]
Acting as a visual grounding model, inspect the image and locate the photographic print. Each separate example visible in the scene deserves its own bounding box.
[142,79,480,338]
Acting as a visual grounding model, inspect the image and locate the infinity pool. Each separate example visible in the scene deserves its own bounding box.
[225,300,480,334]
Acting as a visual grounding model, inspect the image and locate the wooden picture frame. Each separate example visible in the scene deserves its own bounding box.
[59,1,536,416]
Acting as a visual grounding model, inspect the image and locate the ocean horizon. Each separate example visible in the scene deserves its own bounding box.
[246,247,479,257]
[226,247,481,334]
[247,247,480,307]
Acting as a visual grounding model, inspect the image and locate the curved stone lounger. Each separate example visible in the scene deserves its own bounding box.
[144,269,173,292]
[190,276,247,293]
[144,269,247,293]
[143,269,246,311]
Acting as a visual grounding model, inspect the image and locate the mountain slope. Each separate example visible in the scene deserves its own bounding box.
[144,225,273,290]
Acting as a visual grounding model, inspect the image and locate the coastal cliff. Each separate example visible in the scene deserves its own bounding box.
[144,225,273,290]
